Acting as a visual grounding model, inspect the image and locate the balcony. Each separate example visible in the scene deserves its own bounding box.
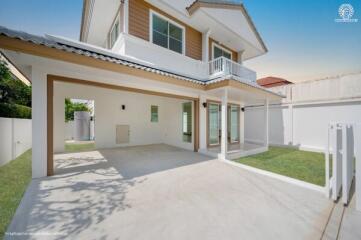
[208,57,257,82]
[113,33,256,83]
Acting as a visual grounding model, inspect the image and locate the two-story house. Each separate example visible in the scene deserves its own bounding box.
[0,0,282,178]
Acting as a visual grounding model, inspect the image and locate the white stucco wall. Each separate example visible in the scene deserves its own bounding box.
[54,81,194,153]
[0,117,32,166]
[271,72,361,104]
[245,101,361,152]
[7,52,250,178]
[113,33,208,80]
[245,73,361,152]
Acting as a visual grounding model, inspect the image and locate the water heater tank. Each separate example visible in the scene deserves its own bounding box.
[74,111,90,141]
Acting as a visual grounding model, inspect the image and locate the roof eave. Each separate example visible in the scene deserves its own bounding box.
[187,1,268,54]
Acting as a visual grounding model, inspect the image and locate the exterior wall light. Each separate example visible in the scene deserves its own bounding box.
[202,102,207,108]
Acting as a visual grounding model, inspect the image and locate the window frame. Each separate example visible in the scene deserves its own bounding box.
[149,10,186,55]
[150,105,159,123]
[207,101,221,146]
[212,42,233,60]
[182,102,193,143]
[108,12,121,49]
[228,104,240,143]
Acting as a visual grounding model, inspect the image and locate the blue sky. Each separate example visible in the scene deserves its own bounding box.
[0,0,360,82]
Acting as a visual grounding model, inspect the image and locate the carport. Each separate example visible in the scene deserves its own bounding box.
[49,75,200,175]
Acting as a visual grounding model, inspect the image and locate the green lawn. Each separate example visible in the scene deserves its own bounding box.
[0,150,32,239]
[234,147,326,186]
[65,142,95,152]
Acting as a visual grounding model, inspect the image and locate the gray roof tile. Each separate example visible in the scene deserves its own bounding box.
[0,25,283,97]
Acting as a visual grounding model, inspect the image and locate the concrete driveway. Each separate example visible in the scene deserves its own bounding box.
[6,144,333,240]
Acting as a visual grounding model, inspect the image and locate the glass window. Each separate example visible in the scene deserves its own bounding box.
[151,105,158,122]
[213,46,223,59]
[152,14,168,49]
[208,103,220,145]
[152,13,183,54]
[109,17,120,48]
[229,105,240,143]
[213,45,232,60]
[182,102,192,143]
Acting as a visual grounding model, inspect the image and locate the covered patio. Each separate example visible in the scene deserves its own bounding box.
[7,144,333,240]
[199,83,273,160]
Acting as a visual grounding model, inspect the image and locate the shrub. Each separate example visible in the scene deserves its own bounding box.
[0,103,31,119]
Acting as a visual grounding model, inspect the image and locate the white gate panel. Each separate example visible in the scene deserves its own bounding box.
[342,124,355,205]
[355,124,361,211]
[332,124,343,201]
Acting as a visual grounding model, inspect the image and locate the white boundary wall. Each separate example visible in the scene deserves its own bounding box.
[0,117,32,166]
[245,73,361,152]
[245,102,361,152]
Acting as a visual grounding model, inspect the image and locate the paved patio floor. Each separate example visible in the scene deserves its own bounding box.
[6,144,333,240]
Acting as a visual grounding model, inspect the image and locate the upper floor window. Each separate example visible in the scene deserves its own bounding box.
[109,14,120,49]
[212,43,232,60]
[150,11,185,54]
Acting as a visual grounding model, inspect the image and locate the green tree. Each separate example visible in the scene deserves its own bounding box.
[0,60,32,119]
[0,60,31,107]
[65,98,90,122]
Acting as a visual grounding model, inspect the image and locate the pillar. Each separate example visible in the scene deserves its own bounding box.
[31,68,48,178]
[219,88,228,160]
[264,99,269,147]
[202,29,211,62]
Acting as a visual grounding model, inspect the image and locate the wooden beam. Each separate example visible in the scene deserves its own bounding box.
[47,76,54,176]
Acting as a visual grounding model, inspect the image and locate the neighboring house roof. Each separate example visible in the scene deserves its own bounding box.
[0,25,282,97]
[186,0,267,53]
[257,77,292,88]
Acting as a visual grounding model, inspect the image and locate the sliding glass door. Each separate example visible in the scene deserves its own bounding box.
[208,103,240,146]
[208,103,220,145]
[228,105,240,143]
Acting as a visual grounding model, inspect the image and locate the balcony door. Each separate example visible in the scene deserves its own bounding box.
[212,43,232,60]
[212,43,232,75]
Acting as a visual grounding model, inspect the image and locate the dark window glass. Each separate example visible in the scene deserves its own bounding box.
[169,38,182,53]
[152,14,183,54]
[214,46,223,59]
[153,15,168,34]
[214,46,232,60]
[153,31,168,48]
[169,24,182,41]
[151,105,158,122]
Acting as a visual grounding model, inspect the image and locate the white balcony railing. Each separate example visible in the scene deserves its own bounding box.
[208,56,256,82]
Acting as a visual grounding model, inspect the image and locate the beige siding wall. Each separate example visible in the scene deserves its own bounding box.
[129,0,149,40]
[128,0,202,60]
